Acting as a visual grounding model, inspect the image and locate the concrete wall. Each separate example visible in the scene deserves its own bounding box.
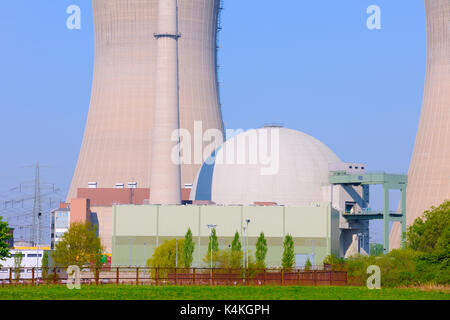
[112,204,337,267]
[90,206,113,254]
[69,198,90,224]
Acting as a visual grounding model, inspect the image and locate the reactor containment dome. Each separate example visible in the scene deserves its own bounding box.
[190,127,342,206]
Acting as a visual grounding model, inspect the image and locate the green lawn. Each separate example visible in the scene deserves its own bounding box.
[0,285,448,300]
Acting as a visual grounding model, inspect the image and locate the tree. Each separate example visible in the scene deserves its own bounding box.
[52,222,103,268]
[282,234,295,270]
[207,228,219,255]
[406,200,450,254]
[209,249,243,270]
[370,243,384,256]
[42,251,49,279]
[183,228,195,268]
[255,232,268,267]
[14,251,23,280]
[148,239,185,269]
[147,239,185,279]
[0,217,11,265]
[304,258,312,271]
[231,231,241,252]
[323,254,346,271]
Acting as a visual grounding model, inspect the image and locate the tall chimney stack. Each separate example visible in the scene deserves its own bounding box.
[149,0,182,204]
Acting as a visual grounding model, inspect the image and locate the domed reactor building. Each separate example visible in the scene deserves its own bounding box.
[67,0,224,203]
[390,0,450,249]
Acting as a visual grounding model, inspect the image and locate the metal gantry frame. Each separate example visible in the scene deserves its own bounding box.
[329,172,408,254]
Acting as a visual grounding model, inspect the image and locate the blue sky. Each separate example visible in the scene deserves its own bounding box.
[0,1,426,242]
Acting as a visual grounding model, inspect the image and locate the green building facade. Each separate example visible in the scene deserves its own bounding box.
[111,203,340,268]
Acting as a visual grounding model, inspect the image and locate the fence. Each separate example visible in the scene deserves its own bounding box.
[0,266,347,286]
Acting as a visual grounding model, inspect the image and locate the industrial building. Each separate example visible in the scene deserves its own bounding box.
[109,127,406,267]
[111,203,340,267]
[56,0,424,268]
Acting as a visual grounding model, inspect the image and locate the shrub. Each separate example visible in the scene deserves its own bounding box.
[304,258,312,271]
[147,239,185,279]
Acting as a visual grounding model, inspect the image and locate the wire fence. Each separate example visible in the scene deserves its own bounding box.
[0,266,347,287]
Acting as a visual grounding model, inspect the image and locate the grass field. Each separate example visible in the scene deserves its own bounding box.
[0,285,449,300]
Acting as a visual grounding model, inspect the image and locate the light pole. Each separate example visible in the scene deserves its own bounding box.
[143,242,147,266]
[357,233,363,254]
[36,211,42,282]
[245,219,250,269]
[128,238,134,267]
[207,224,217,281]
[242,226,246,268]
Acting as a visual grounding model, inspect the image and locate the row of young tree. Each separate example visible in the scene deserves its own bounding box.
[1,218,308,271]
[146,228,304,270]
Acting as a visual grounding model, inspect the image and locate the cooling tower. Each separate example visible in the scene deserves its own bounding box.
[67,0,224,201]
[390,0,450,248]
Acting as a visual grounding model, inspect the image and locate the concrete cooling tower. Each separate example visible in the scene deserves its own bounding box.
[67,0,224,202]
[390,0,450,248]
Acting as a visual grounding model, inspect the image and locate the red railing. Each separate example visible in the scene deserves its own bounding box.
[0,267,347,286]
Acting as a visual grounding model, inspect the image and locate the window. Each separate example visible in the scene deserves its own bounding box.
[55,232,66,238]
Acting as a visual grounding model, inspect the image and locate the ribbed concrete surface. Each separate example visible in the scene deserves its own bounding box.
[390,0,450,248]
[68,0,224,200]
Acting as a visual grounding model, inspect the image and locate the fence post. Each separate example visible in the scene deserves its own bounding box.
[314,270,317,286]
[330,271,333,286]
[281,269,284,286]
[95,268,99,285]
[116,267,119,285]
[193,268,196,286]
[298,269,301,286]
[245,268,248,285]
[53,267,57,284]
[32,268,35,285]
[9,267,12,284]
[155,268,159,286]
[136,267,139,285]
